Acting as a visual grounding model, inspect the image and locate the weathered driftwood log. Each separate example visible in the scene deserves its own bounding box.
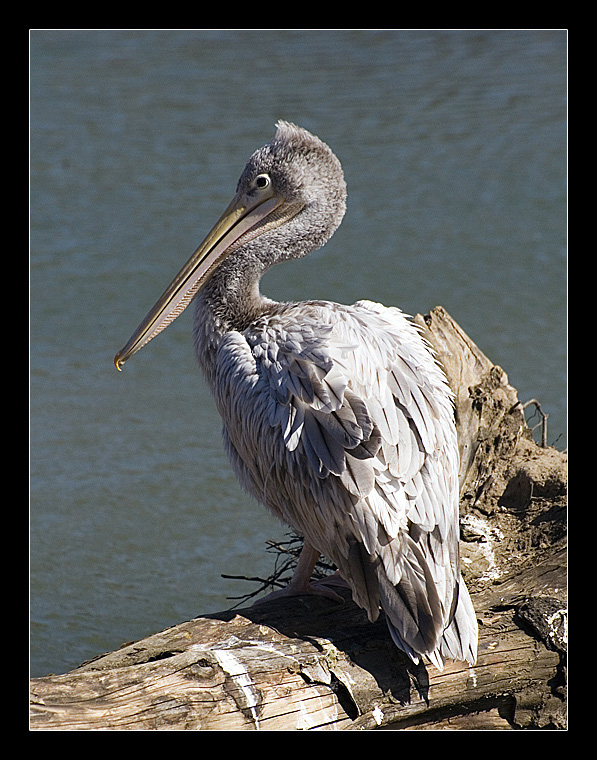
[30,307,566,730]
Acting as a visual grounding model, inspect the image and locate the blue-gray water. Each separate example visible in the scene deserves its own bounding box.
[30,30,566,677]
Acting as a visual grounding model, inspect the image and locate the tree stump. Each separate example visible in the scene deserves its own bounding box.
[30,307,566,730]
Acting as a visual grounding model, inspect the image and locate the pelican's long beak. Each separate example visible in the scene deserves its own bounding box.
[114,190,284,370]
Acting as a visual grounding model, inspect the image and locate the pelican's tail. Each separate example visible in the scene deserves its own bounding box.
[383,572,478,670]
[437,579,478,667]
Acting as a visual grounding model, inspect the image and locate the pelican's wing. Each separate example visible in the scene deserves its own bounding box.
[217,299,476,666]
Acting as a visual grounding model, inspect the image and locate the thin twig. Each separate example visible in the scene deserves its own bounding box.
[521,398,549,448]
[223,532,336,609]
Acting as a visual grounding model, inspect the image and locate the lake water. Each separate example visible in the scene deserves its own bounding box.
[30,29,567,677]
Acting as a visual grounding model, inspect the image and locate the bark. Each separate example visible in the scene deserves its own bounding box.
[30,307,567,730]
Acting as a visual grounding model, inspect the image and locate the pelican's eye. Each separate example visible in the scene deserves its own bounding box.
[254,174,271,190]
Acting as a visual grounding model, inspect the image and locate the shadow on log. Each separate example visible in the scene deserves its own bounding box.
[29,307,566,731]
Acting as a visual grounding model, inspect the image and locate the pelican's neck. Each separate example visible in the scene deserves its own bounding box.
[192,253,272,381]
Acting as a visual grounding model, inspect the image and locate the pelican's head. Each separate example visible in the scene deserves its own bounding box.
[114,121,346,370]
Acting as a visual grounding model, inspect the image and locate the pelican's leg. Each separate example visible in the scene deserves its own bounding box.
[254,541,345,605]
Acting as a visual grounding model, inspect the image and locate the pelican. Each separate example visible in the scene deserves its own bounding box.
[115,122,478,669]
